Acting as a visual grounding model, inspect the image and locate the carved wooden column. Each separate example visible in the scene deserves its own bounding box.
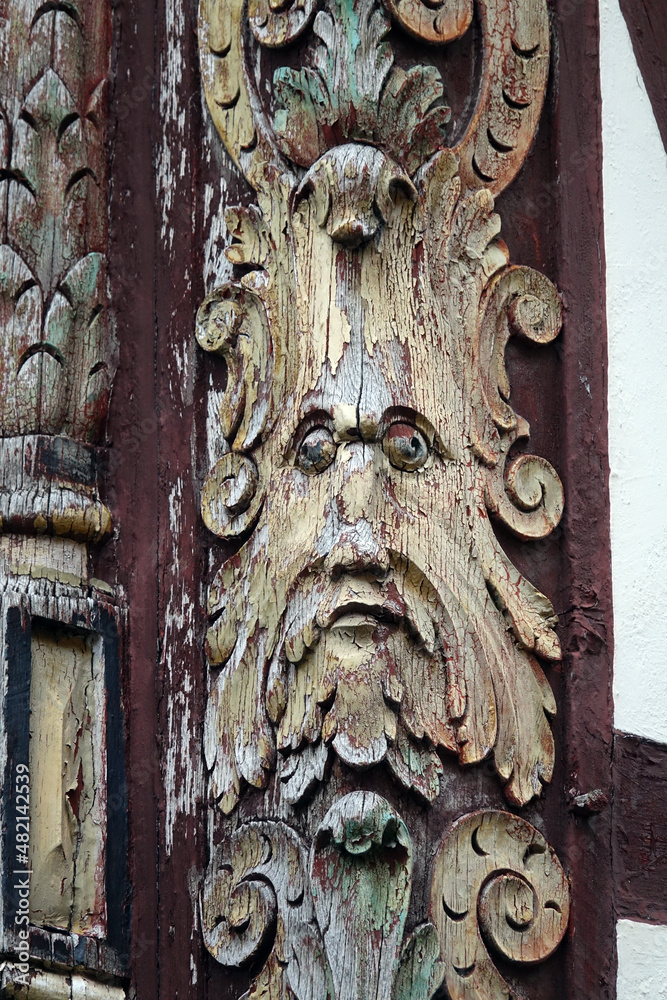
[0,3,127,996]
[196,0,572,997]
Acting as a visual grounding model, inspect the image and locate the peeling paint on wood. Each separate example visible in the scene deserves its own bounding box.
[29,622,106,935]
[0,1,121,991]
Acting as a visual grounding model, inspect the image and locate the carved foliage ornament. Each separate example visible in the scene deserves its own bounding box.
[0,1,115,544]
[197,0,569,996]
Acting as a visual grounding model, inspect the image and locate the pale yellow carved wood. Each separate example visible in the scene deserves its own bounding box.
[2,968,125,999]
[430,811,570,1000]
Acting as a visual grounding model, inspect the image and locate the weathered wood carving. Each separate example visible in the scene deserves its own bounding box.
[0,0,115,543]
[200,801,569,1000]
[0,1,125,993]
[198,0,569,994]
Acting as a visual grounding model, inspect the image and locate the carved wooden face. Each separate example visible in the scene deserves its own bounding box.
[197,1,573,996]
[200,147,562,815]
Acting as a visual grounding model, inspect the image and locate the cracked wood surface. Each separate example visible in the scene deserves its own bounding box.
[0,0,115,447]
[29,622,106,935]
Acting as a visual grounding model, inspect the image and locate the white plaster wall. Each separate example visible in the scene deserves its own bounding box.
[600,0,667,744]
[617,920,667,999]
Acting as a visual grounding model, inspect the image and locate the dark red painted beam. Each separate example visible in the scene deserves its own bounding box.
[619,0,667,152]
[613,732,667,924]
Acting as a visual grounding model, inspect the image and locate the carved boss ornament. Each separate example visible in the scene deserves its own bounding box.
[197,0,570,996]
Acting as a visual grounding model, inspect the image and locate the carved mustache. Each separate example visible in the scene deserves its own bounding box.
[280,570,440,666]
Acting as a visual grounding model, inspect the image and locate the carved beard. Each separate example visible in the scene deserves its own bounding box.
[265,565,457,806]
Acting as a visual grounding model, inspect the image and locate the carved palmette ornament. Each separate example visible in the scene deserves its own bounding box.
[0,2,115,544]
[199,804,569,1000]
[198,0,569,994]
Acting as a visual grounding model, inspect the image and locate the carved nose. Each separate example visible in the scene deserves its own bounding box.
[323,535,390,579]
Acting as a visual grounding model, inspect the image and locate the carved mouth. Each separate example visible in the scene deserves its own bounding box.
[282,572,438,665]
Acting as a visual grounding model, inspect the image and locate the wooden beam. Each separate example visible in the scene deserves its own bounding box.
[618,0,667,153]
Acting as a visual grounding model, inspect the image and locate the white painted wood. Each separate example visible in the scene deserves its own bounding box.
[600,0,667,745]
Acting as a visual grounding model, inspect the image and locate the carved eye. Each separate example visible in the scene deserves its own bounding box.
[383,422,429,471]
[296,426,337,475]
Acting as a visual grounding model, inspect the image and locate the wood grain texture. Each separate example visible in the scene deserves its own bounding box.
[29,622,106,935]
[612,732,667,924]
[552,1,616,997]
[0,555,128,983]
[2,967,125,999]
[0,0,114,445]
[0,2,124,993]
[430,811,570,1000]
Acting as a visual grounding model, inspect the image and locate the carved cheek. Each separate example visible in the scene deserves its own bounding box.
[264,466,331,567]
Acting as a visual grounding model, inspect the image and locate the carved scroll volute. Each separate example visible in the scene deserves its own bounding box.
[474,264,565,541]
[454,0,551,196]
[429,811,570,1000]
[196,283,273,540]
[382,0,473,44]
[200,821,318,1000]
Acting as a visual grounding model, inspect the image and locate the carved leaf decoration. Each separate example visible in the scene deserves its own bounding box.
[482,533,561,661]
[200,0,550,201]
[204,631,276,814]
[310,793,412,1000]
[0,3,114,447]
[0,246,42,436]
[392,923,445,1000]
[272,1,450,173]
[429,811,570,1000]
[53,253,112,442]
[454,0,551,196]
[471,607,556,804]
[385,729,444,805]
[8,69,101,296]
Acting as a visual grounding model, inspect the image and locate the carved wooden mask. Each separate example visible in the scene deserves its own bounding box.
[196,0,571,997]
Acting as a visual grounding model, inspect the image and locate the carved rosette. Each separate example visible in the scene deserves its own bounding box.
[0,1,115,546]
[197,0,569,995]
